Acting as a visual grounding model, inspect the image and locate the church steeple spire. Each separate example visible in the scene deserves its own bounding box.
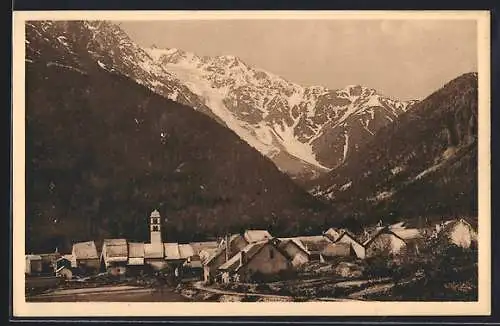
[150,209,162,244]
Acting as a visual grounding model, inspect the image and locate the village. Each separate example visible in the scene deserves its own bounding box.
[25,209,478,302]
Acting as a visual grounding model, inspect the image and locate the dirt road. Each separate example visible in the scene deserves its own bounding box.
[27,285,190,302]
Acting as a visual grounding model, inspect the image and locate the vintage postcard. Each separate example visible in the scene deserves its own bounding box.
[12,10,491,317]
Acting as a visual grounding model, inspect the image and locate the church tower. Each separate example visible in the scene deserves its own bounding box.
[150,209,162,244]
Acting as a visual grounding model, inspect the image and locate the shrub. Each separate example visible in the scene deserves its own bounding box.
[391,240,478,301]
[364,256,394,278]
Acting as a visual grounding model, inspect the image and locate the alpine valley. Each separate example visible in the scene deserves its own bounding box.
[24,20,478,251]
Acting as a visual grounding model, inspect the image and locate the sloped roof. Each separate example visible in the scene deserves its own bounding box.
[295,235,332,252]
[62,254,73,261]
[103,238,127,246]
[205,234,248,265]
[178,244,195,259]
[190,241,218,255]
[440,218,478,237]
[144,243,164,259]
[218,241,267,271]
[200,248,218,264]
[324,228,343,241]
[203,247,225,266]
[362,227,390,246]
[244,230,272,243]
[364,229,406,248]
[72,241,99,260]
[102,238,128,258]
[164,243,181,260]
[278,238,309,255]
[26,254,42,261]
[335,231,365,247]
[128,242,145,258]
[390,228,423,241]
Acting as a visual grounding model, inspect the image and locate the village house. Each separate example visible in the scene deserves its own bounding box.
[25,254,43,276]
[291,235,333,261]
[127,242,145,274]
[203,234,247,283]
[364,228,407,258]
[203,230,273,283]
[389,226,424,255]
[277,238,310,267]
[217,238,292,283]
[144,242,166,270]
[71,240,100,274]
[334,231,366,259]
[189,241,218,274]
[100,238,129,276]
[437,218,478,248]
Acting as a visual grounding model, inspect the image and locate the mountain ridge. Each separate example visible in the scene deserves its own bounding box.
[143,44,418,181]
[26,20,420,183]
[309,72,478,229]
[25,21,332,253]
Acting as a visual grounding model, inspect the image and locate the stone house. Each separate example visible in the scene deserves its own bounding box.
[217,238,292,283]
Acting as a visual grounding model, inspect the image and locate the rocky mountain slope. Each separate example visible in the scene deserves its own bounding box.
[25,21,331,253]
[27,20,417,184]
[146,46,418,182]
[310,72,478,227]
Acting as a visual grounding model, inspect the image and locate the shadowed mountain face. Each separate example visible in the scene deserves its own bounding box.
[146,47,418,183]
[25,21,332,253]
[310,72,478,228]
[26,20,418,184]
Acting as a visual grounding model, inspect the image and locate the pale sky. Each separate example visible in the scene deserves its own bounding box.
[119,19,477,101]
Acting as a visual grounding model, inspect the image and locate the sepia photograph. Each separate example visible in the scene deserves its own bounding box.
[12,10,491,317]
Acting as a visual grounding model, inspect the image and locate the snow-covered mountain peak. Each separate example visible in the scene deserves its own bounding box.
[142,44,418,179]
[30,20,418,182]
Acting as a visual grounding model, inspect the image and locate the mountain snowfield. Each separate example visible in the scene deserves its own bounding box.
[143,46,418,181]
[27,20,417,182]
